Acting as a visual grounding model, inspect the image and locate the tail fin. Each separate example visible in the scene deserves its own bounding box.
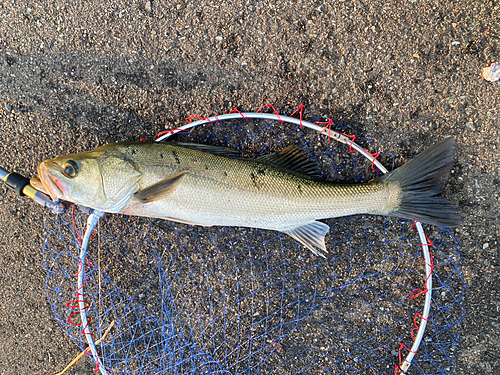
[380,137,461,228]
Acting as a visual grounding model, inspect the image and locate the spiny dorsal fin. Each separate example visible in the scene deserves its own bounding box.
[173,143,241,158]
[134,170,188,203]
[282,221,329,257]
[257,145,319,177]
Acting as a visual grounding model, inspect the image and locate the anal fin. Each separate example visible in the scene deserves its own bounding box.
[283,221,329,258]
[165,216,214,227]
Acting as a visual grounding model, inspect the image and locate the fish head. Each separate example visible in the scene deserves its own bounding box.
[34,146,142,212]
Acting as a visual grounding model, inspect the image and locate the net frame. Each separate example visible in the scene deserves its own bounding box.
[161,110,433,375]
[42,108,464,375]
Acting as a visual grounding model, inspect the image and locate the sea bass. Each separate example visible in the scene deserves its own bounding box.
[31,138,461,256]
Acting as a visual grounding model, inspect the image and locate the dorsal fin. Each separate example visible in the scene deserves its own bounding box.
[173,143,241,158]
[257,145,319,177]
[174,142,319,177]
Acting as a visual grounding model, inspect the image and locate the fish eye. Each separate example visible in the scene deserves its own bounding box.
[62,160,79,178]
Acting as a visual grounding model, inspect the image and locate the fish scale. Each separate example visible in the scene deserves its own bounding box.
[114,143,391,229]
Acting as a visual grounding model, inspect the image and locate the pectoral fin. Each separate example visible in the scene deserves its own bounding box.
[283,221,329,258]
[135,170,188,203]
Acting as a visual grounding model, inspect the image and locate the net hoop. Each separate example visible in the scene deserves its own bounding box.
[75,111,433,375]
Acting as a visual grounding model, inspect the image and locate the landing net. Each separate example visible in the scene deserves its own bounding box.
[43,108,464,374]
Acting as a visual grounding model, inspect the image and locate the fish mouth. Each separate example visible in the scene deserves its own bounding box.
[37,162,66,202]
[29,177,48,194]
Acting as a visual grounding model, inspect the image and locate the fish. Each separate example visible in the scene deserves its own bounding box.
[31,137,461,256]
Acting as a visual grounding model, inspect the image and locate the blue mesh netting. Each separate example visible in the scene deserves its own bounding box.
[43,111,464,374]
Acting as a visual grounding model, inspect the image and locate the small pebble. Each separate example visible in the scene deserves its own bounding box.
[145,1,152,12]
[483,242,489,249]
[466,121,476,131]
[5,103,11,111]
[253,259,265,267]
[482,63,500,82]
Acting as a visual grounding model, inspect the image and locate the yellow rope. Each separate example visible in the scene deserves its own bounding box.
[54,320,115,375]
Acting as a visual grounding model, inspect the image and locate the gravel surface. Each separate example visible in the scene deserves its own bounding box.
[0,1,498,374]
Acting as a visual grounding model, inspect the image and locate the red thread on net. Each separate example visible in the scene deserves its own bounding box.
[67,292,89,327]
[91,349,102,373]
[72,260,93,278]
[68,259,103,372]
[71,205,97,244]
[339,132,357,153]
[394,223,435,373]
[411,312,430,341]
[80,319,102,372]
[410,249,434,299]
[289,104,305,127]
[67,261,91,327]
[410,222,435,248]
[256,104,284,123]
[368,151,381,173]
[156,128,190,139]
[73,259,84,278]
[338,134,381,172]
[314,119,334,139]
[185,114,211,123]
[228,108,249,120]
[315,126,381,172]
[395,342,418,375]
[66,299,90,325]
[409,222,435,298]
[140,138,147,141]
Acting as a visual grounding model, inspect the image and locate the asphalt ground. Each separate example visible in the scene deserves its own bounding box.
[0,1,498,374]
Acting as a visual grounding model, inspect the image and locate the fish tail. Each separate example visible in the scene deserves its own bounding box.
[380,136,461,228]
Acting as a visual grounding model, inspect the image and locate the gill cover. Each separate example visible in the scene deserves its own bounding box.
[94,153,142,211]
